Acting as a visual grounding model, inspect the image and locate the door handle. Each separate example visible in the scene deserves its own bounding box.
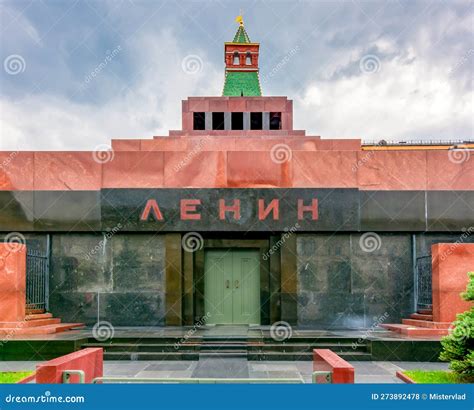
[225,280,230,289]
[234,280,239,289]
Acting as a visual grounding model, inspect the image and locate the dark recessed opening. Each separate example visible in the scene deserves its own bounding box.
[193,112,206,130]
[250,112,263,130]
[231,112,244,130]
[212,112,225,130]
[270,112,282,130]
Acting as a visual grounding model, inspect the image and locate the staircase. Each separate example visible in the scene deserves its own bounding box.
[82,334,372,361]
[0,310,85,336]
[380,306,451,336]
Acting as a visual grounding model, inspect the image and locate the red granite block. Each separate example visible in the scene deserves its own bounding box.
[187,97,210,112]
[234,138,286,151]
[357,151,427,190]
[34,152,101,190]
[246,98,264,111]
[432,243,474,323]
[263,97,288,112]
[141,138,188,151]
[426,151,474,190]
[0,152,34,190]
[102,151,164,188]
[0,243,26,323]
[164,151,227,188]
[111,139,141,151]
[227,151,289,187]
[209,99,229,112]
[228,98,247,111]
[36,348,103,384]
[313,349,354,384]
[293,151,358,188]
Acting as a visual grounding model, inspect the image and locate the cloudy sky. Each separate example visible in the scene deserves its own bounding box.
[0,0,473,150]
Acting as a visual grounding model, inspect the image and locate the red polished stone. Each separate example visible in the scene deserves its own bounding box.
[227,151,290,187]
[141,138,188,151]
[293,151,358,188]
[36,348,103,384]
[0,243,26,323]
[164,151,227,187]
[313,349,354,384]
[427,151,474,190]
[0,152,34,190]
[432,243,473,323]
[34,152,101,190]
[102,151,164,188]
[357,150,427,190]
[111,139,140,151]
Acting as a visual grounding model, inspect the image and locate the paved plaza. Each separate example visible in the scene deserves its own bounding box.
[0,359,449,384]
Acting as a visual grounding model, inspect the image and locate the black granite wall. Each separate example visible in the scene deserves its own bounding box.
[49,233,166,326]
[296,233,414,329]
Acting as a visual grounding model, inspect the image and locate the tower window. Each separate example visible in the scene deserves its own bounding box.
[233,52,240,65]
[270,112,282,130]
[250,112,263,130]
[193,112,205,130]
[245,52,252,65]
[212,112,225,130]
[231,112,244,130]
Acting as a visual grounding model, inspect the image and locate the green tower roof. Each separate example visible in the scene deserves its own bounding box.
[233,25,251,43]
[222,71,262,96]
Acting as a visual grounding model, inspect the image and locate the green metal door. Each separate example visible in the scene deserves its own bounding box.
[204,249,260,325]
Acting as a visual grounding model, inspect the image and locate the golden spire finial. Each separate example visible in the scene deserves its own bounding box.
[235,10,244,26]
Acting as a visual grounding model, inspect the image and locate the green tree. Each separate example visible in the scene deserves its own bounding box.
[439,272,474,380]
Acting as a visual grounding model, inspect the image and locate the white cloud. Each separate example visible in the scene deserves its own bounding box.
[0,29,222,150]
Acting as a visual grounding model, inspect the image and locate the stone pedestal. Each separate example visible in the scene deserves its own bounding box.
[0,243,26,324]
[432,243,474,323]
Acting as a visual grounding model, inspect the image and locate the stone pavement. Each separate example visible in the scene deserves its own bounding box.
[0,360,450,383]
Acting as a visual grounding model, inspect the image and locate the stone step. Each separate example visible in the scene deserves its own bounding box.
[104,351,199,361]
[0,318,61,328]
[402,319,451,329]
[380,323,448,336]
[417,308,433,315]
[25,313,54,321]
[0,323,84,335]
[248,351,372,361]
[199,350,248,359]
[248,343,368,353]
[82,343,199,353]
[409,313,433,321]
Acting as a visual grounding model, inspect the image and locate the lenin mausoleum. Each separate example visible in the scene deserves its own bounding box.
[0,19,473,362]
